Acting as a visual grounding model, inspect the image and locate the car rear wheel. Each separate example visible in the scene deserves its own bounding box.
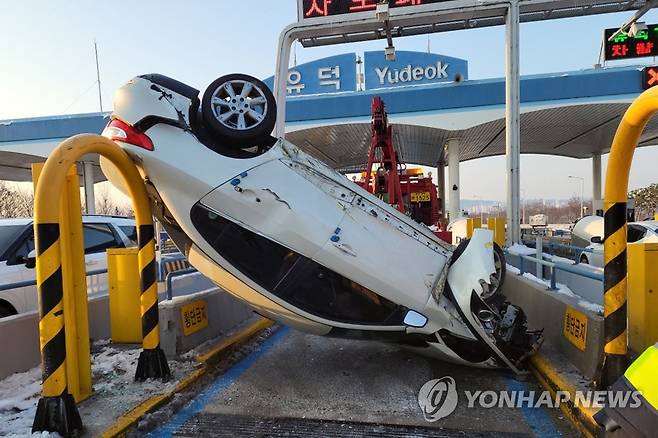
[201,74,276,149]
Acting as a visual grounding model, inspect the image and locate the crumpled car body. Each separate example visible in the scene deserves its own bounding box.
[101,74,542,373]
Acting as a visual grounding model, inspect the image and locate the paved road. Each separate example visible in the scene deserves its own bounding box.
[147,326,578,437]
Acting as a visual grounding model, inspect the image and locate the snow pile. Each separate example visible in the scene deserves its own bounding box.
[0,366,48,437]
[545,254,576,265]
[517,270,603,315]
[577,300,604,314]
[0,341,197,437]
[521,272,575,298]
[507,243,537,256]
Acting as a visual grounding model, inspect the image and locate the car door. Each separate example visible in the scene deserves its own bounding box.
[0,230,36,314]
[585,242,604,268]
[312,194,449,315]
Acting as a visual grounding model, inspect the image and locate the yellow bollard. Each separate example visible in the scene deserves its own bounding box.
[32,134,169,435]
[466,217,482,239]
[107,248,142,343]
[627,242,658,353]
[601,85,658,387]
[32,164,92,404]
[487,217,506,248]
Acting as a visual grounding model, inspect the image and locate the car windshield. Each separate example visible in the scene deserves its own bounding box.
[0,225,27,256]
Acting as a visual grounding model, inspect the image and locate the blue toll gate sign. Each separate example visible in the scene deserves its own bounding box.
[363,51,468,89]
[263,53,357,97]
[604,25,658,60]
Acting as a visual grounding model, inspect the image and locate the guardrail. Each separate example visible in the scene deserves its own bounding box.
[521,236,595,263]
[0,268,108,292]
[509,251,603,291]
[158,252,190,281]
[165,267,198,300]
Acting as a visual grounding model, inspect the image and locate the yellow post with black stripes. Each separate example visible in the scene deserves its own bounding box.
[601,85,658,388]
[32,163,92,404]
[32,134,170,435]
[31,164,83,435]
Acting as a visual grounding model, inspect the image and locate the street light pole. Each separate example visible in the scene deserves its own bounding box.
[569,176,585,218]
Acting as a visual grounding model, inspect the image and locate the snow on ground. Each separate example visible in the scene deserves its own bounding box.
[577,300,604,314]
[506,243,537,256]
[508,265,603,315]
[545,254,576,265]
[0,366,48,437]
[0,340,198,437]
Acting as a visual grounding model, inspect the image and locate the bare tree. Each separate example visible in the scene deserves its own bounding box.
[95,188,134,217]
[629,183,658,220]
[14,188,34,218]
[0,182,34,218]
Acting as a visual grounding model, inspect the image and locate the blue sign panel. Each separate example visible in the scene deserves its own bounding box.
[263,53,357,97]
[364,51,468,90]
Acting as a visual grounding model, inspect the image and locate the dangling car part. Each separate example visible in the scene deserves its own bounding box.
[101,73,543,373]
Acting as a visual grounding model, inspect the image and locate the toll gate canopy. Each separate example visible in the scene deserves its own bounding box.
[0,52,656,180]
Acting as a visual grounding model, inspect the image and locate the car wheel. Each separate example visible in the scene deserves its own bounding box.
[201,74,276,149]
[0,303,17,318]
[580,254,589,264]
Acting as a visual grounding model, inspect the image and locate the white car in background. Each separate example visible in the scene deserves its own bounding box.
[0,216,137,317]
[579,221,658,267]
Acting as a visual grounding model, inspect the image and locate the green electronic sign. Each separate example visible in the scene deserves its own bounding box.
[604,25,658,60]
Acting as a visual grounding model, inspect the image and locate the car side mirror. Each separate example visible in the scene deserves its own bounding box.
[25,249,36,269]
[590,236,602,244]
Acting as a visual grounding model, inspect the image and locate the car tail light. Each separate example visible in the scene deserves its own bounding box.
[102,119,154,151]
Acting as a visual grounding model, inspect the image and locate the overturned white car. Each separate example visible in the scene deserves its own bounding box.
[101,73,542,373]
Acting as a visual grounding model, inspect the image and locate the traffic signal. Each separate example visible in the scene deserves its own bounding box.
[642,66,658,90]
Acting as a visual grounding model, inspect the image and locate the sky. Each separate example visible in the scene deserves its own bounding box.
[2,0,658,202]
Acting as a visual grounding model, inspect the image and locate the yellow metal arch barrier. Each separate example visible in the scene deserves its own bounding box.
[600,86,658,388]
[32,134,170,436]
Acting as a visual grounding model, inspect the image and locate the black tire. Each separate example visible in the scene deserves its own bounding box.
[201,74,276,149]
[0,302,17,318]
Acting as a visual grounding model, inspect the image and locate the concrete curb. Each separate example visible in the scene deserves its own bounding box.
[98,318,274,438]
[529,353,601,438]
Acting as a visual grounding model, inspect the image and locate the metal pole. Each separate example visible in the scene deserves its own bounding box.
[274,26,296,139]
[93,40,103,112]
[593,153,602,201]
[437,157,446,219]
[536,234,542,279]
[593,153,602,215]
[505,0,521,245]
[447,139,460,222]
[83,162,95,214]
[581,178,584,217]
